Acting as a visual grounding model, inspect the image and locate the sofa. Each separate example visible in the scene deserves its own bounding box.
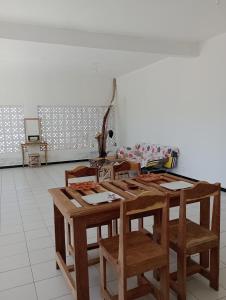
[117,143,179,169]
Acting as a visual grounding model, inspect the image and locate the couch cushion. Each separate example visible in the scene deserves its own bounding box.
[117,143,179,168]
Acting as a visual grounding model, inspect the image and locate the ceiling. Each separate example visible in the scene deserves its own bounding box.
[0,0,226,41]
[0,38,164,77]
[0,0,225,76]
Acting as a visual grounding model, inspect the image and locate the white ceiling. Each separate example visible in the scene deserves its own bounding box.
[0,38,164,77]
[0,0,225,76]
[0,0,225,41]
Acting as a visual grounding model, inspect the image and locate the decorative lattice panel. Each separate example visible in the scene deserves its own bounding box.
[38,105,116,151]
[0,106,24,153]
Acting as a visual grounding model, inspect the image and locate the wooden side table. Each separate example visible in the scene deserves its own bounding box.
[21,141,48,167]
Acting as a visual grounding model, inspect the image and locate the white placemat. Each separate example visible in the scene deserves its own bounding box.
[160,180,194,191]
[82,191,123,205]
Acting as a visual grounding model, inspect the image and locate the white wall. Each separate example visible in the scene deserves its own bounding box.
[0,62,113,166]
[117,33,226,187]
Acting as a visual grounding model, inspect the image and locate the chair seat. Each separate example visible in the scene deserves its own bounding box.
[167,219,218,254]
[99,231,167,277]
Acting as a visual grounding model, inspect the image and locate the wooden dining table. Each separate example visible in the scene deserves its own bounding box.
[49,173,210,300]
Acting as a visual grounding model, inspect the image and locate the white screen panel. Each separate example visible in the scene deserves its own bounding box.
[0,106,24,153]
[38,105,116,151]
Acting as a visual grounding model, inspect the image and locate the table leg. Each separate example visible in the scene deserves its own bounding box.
[73,218,89,300]
[200,198,210,268]
[153,212,161,281]
[21,146,25,167]
[54,204,66,269]
[45,146,48,165]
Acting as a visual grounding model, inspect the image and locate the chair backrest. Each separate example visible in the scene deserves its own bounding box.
[178,181,221,248]
[65,165,99,186]
[118,191,169,270]
[112,161,141,180]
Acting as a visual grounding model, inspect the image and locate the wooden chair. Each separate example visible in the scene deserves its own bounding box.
[112,161,142,234]
[65,166,112,260]
[112,160,141,180]
[158,181,221,300]
[99,191,170,300]
[65,165,99,186]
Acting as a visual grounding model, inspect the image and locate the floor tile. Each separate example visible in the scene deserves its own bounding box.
[220,267,226,289]
[170,292,197,300]
[89,266,101,288]
[0,242,27,258]
[220,232,226,248]
[220,247,226,264]
[0,252,30,272]
[25,228,50,241]
[90,286,102,300]
[32,260,61,282]
[0,283,37,300]
[29,247,55,265]
[22,215,44,224]
[187,275,226,300]
[23,221,46,231]
[53,295,74,300]
[27,236,53,252]
[0,267,33,291]
[0,224,24,235]
[35,276,70,300]
[0,232,25,246]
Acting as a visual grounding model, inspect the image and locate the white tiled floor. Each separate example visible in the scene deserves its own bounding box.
[0,163,226,300]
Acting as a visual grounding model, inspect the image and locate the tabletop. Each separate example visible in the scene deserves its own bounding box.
[49,172,195,220]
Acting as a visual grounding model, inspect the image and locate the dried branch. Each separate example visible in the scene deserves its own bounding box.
[95,78,117,157]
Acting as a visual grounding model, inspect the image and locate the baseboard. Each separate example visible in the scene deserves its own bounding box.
[44,159,89,165]
[167,171,226,192]
[0,159,89,169]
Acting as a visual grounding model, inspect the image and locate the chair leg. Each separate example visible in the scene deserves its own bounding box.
[100,252,107,299]
[176,252,187,300]
[138,217,144,230]
[153,220,160,281]
[108,222,113,237]
[209,247,219,290]
[118,276,127,300]
[112,219,118,235]
[67,222,71,242]
[137,274,144,286]
[160,265,170,300]
[66,222,71,255]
